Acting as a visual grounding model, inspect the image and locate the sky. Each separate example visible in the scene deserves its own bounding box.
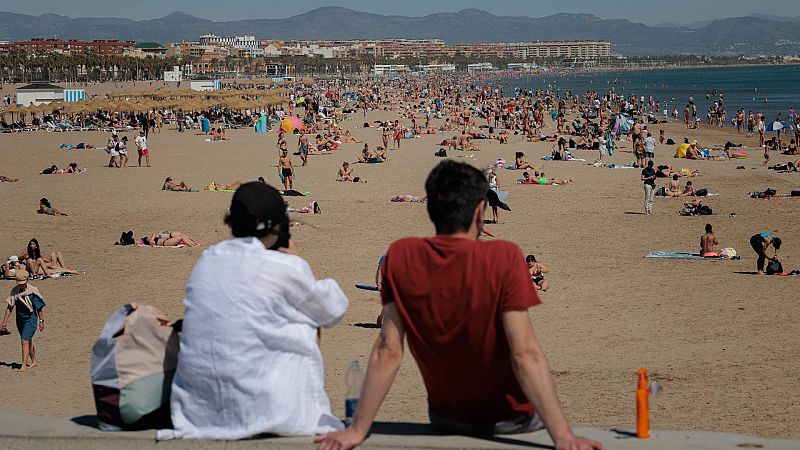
[0,0,794,25]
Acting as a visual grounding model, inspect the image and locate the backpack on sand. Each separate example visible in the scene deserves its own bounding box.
[91,304,180,431]
[766,259,783,275]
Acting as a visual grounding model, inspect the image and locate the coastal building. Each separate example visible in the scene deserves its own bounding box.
[15,81,65,106]
[199,34,257,52]
[189,79,221,91]
[372,64,410,76]
[507,62,539,70]
[2,38,135,56]
[418,64,456,72]
[467,63,496,72]
[508,40,610,59]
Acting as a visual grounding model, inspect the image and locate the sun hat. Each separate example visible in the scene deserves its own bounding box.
[14,269,29,285]
[7,255,18,263]
[691,140,698,145]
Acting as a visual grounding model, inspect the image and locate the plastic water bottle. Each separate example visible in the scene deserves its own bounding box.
[344,360,364,427]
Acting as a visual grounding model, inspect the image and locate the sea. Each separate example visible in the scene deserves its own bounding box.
[497,64,799,122]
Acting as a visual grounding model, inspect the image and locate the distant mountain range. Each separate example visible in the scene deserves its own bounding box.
[0,7,798,56]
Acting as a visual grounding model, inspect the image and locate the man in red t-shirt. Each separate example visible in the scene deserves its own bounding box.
[316,161,603,450]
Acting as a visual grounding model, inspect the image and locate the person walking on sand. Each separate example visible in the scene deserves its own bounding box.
[298,132,309,166]
[135,130,151,167]
[315,160,603,450]
[641,160,657,215]
[1,269,46,373]
[279,147,294,191]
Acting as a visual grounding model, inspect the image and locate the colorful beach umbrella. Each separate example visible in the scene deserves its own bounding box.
[765,121,793,133]
[279,116,303,133]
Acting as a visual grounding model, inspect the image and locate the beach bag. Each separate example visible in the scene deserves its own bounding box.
[764,188,777,197]
[656,186,666,196]
[791,190,800,197]
[720,248,737,259]
[91,304,180,431]
[117,231,135,246]
[695,188,708,197]
[698,205,713,215]
[766,259,783,275]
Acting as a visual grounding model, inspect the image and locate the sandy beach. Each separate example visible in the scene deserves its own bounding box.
[0,81,798,440]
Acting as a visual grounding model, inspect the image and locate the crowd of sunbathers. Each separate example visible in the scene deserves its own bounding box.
[1,239,78,279]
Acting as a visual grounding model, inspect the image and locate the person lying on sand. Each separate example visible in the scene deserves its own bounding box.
[141,231,202,247]
[287,201,321,214]
[40,163,84,174]
[517,171,571,185]
[1,175,19,182]
[163,177,192,191]
[205,181,242,191]
[37,198,67,216]
[390,195,427,203]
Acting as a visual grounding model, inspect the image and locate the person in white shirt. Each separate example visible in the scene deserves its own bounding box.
[107,134,120,168]
[644,131,656,162]
[159,182,348,441]
[134,131,150,167]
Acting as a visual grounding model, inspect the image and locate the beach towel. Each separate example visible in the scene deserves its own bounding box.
[163,189,198,192]
[644,251,729,260]
[136,242,188,248]
[280,190,309,196]
[0,271,77,281]
[607,164,637,169]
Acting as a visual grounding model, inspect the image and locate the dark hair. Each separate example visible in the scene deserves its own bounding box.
[648,160,654,168]
[673,174,679,180]
[705,223,712,233]
[515,151,524,158]
[40,198,51,207]
[27,238,41,260]
[526,254,536,263]
[425,160,488,234]
[224,182,288,238]
[142,237,151,246]
[773,237,782,250]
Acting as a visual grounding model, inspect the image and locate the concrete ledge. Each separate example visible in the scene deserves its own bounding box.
[0,413,797,449]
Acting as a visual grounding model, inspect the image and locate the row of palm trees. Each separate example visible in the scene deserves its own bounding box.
[0,51,184,83]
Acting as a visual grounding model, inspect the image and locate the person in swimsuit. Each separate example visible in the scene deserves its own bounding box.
[279,148,294,191]
[526,255,550,291]
[298,133,309,166]
[700,224,719,257]
[381,122,390,149]
[204,181,241,191]
[142,231,202,247]
[19,239,76,278]
[37,198,67,216]
[749,232,781,275]
[336,162,354,182]
[163,177,192,191]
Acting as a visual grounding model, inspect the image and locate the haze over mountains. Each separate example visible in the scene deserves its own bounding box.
[0,7,798,56]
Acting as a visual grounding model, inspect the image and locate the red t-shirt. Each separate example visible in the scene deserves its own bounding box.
[381,236,541,424]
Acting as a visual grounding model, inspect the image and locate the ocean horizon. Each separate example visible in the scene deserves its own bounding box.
[498,64,799,122]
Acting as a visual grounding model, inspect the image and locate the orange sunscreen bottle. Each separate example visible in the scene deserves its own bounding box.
[636,368,650,438]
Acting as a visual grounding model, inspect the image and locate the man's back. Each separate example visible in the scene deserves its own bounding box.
[381,236,540,423]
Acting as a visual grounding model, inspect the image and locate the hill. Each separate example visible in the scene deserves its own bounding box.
[0,7,798,55]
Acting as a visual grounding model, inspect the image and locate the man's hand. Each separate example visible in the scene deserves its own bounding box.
[314,427,365,450]
[554,434,605,450]
[38,320,45,332]
[278,238,297,256]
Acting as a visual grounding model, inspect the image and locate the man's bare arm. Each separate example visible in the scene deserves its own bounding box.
[315,303,406,450]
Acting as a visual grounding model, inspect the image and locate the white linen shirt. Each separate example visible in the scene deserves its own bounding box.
[158,237,348,440]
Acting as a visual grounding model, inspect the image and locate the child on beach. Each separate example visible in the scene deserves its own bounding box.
[526,255,550,291]
[1,269,46,373]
